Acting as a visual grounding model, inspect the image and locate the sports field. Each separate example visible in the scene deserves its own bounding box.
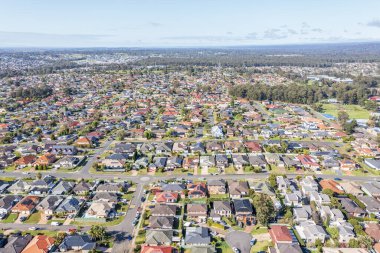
[322,103,370,119]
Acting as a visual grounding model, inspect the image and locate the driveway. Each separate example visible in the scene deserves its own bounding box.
[226,231,253,253]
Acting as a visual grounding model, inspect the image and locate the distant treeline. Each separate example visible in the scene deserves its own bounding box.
[10,85,53,99]
[1,43,380,78]
[229,82,376,105]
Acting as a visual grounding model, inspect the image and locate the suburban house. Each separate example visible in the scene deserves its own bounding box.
[295,221,327,245]
[149,216,175,229]
[299,176,319,196]
[21,235,55,253]
[54,156,80,169]
[212,201,232,220]
[155,192,179,203]
[284,192,303,207]
[269,225,294,244]
[187,183,207,199]
[14,155,37,168]
[361,182,380,198]
[0,234,33,253]
[51,181,75,195]
[319,180,344,194]
[339,182,364,196]
[7,180,31,194]
[185,227,211,246]
[51,145,78,155]
[55,196,82,216]
[34,153,57,166]
[207,179,226,195]
[141,246,174,253]
[365,223,380,242]
[36,195,64,215]
[151,204,178,217]
[358,196,380,217]
[84,201,114,219]
[228,181,249,199]
[297,155,320,170]
[58,235,96,252]
[92,192,119,204]
[293,206,312,223]
[232,199,254,226]
[146,230,173,246]
[72,181,94,195]
[339,198,366,218]
[199,156,215,169]
[0,195,22,215]
[11,195,40,215]
[187,203,208,223]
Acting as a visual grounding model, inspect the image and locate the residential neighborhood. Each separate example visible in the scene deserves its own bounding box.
[1,26,380,253]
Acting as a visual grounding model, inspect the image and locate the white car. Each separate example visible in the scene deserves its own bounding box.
[51,222,60,226]
[28,227,38,231]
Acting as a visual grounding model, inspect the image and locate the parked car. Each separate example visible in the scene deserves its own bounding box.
[51,222,61,226]
[28,227,38,231]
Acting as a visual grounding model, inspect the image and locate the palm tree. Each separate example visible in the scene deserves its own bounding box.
[88,225,106,241]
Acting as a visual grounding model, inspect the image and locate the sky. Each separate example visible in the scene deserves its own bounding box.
[1,0,380,48]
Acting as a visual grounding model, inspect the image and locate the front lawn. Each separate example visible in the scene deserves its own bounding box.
[216,240,234,253]
[251,226,269,235]
[24,212,41,224]
[0,213,18,223]
[250,240,271,252]
[225,167,237,174]
[208,167,219,174]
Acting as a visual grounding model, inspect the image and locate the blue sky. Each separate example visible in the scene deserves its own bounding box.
[1,0,380,47]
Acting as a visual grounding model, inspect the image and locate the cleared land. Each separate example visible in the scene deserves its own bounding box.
[322,103,370,119]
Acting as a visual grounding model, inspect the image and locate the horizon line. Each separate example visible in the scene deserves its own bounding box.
[1,41,380,51]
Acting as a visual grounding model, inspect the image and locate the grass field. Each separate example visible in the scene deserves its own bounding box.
[322,103,370,119]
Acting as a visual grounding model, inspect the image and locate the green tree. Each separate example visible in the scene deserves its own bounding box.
[252,193,275,226]
[89,225,106,241]
[268,174,278,189]
[338,111,349,125]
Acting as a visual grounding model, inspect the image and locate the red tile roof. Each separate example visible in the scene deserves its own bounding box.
[269,225,293,243]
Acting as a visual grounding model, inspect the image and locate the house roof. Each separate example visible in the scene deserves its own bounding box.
[276,243,302,253]
[269,225,293,243]
[141,246,174,253]
[233,199,253,213]
[149,216,174,229]
[319,179,344,194]
[21,235,55,253]
[12,196,40,211]
[146,230,173,245]
[213,201,232,212]
[151,204,177,216]
[59,235,96,251]
[0,234,33,253]
[185,227,210,245]
[187,203,207,214]
[365,223,380,241]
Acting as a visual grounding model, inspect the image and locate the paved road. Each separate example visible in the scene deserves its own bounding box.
[226,231,253,253]
[111,183,145,253]
[4,169,380,184]
[81,139,114,177]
